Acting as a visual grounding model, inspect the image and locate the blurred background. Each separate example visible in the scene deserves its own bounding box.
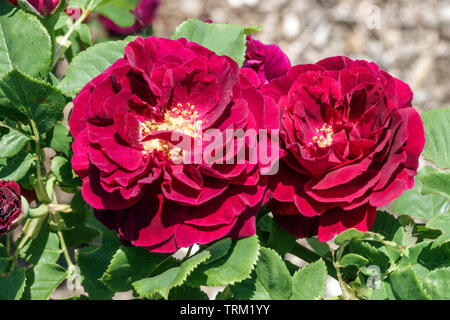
[149,0,450,113]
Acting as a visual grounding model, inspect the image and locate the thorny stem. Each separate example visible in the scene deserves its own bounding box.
[52,2,92,68]
[49,184,76,274]
[184,246,193,261]
[30,120,41,174]
[331,249,357,300]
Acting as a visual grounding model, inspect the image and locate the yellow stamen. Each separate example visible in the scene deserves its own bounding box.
[140,102,202,161]
[309,123,334,148]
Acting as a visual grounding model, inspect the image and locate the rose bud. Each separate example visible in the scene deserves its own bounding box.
[8,0,64,17]
[262,56,425,241]
[244,36,291,86]
[100,0,161,35]
[0,180,23,235]
[70,36,276,253]
[64,7,82,22]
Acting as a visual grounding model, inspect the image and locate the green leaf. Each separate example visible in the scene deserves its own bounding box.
[426,214,450,247]
[0,150,34,181]
[420,170,450,200]
[369,281,396,300]
[0,266,26,300]
[101,246,170,292]
[23,263,68,300]
[22,215,47,240]
[371,211,405,245]
[203,238,232,265]
[421,108,450,169]
[422,267,450,300]
[19,224,60,266]
[349,241,390,273]
[399,241,450,271]
[94,0,139,28]
[267,219,296,256]
[0,128,30,158]
[230,271,271,300]
[46,122,73,157]
[334,228,384,246]
[133,250,211,300]
[77,24,92,47]
[186,235,260,287]
[0,2,52,78]
[58,39,134,96]
[172,19,260,66]
[68,0,90,9]
[253,248,292,300]
[169,286,208,300]
[290,259,327,300]
[340,253,369,267]
[305,237,331,256]
[51,156,81,187]
[76,215,121,300]
[0,243,9,273]
[0,69,68,134]
[393,169,449,220]
[389,266,431,300]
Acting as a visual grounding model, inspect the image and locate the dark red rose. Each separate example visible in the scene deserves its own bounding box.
[9,0,62,17]
[70,36,274,252]
[100,0,161,35]
[244,36,291,86]
[262,56,425,241]
[0,181,22,235]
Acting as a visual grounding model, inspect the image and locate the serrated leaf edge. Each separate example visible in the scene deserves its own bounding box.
[132,251,211,300]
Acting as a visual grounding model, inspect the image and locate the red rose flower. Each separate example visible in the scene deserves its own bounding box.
[0,181,22,235]
[100,0,161,35]
[244,36,291,86]
[9,0,62,17]
[70,36,273,252]
[262,56,425,241]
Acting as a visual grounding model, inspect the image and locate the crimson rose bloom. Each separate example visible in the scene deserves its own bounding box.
[70,36,272,252]
[244,36,291,86]
[100,0,161,35]
[8,0,62,17]
[0,181,22,235]
[262,56,425,241]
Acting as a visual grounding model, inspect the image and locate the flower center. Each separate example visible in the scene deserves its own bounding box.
[309,123,334,148]
[140,103,203,161]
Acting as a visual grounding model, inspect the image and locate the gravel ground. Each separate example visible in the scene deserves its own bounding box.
[153,0,450,112]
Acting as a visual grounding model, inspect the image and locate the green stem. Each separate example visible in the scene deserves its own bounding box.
[6,234,11,256]
[29,119,49,203]
[48,208,75,275]
[13,233,31,262]
[52,3,92,68]
[184,246,193,261]
[331,250,357,300]
[30,120,42,177]
[28,204,49,218]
